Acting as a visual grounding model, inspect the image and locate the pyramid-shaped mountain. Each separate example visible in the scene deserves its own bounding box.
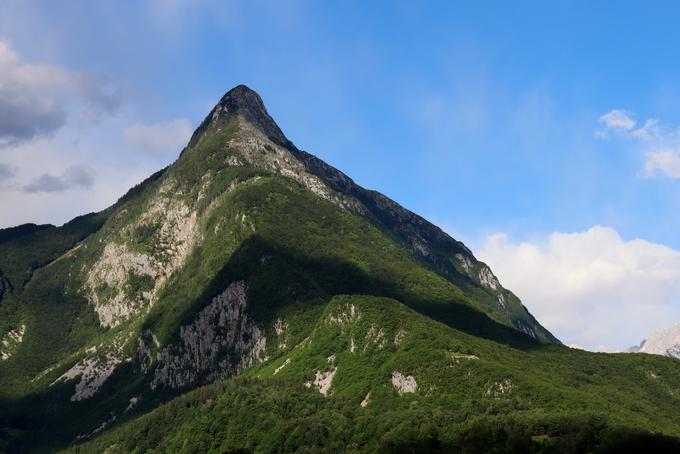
[2,86,680,452]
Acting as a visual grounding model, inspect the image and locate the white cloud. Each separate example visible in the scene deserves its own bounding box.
[598,109,636,135]
[644,149,680,178]
[597,109,680,178]
[0,40,69,145]
[630,118,661,141]
[0,134,156,228]
[478,226,680,351]
[123,119,192,155]
[0,39,122,146]
[0,40,182,228]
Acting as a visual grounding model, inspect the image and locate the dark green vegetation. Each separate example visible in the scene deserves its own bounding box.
[70,296,680,453]
[68,382,680,454]
[0,213,109,341]
[1,85,680,453]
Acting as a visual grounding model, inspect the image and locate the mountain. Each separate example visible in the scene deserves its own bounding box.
[2,85,680,452]
[629,324,680,359]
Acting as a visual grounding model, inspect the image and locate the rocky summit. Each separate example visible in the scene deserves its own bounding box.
[2,86,680,453]
[629,323,680,359]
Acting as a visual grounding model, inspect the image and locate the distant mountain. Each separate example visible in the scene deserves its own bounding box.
[629,324,680,359]
[2,85,680,452]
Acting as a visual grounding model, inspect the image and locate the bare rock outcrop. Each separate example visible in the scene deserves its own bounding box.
[0,324,25,360]
[391,371,418,395]
[149,280,266,389]
[85,184,199,327]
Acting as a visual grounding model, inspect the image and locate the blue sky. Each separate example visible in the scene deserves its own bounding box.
[2,1,680,350]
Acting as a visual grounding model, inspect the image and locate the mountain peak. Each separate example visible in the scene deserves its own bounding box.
[188,84,291,149]
[629,323,680,359]
[218,84,267,113]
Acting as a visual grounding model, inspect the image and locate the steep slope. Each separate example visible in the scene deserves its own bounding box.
[1,85,679,452]
[0,212,113,359]
[0,84,554,391]
[188,85,556,343]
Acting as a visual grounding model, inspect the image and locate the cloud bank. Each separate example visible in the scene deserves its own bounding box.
[0,38,158,227]
[478,226,680,351]
[0,40,69,146]
[0,40,121,147]
[0,162,14,181]
[644,149,680,179]
[597,109,680,179]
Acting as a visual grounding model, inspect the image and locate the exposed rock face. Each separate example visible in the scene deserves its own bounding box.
[141,182,199,272]
[454,253,473,273]
[149,280,266,389]
[273,358,290,375]
[361,392,371,407]
[478,266,500,291]
[391,371,417,395]
[449,352,479,364]
[51,333,131,401]
[227,120,363,214]
[189,84,291,149]
[629,324,680,359]
[85,242,158,327]
[0,324,25,360]
[514,319,538,339]
[306,368,337,396]
[55,353,122,401]
[85,184,198,327]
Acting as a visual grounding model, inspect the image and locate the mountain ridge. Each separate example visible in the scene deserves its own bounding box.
[185,84,557,343]
[2,85,680,452]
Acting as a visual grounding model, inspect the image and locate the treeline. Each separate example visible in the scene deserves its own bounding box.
[69,379,680,453]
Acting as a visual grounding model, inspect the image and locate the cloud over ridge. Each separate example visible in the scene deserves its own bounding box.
[478,226,680,351]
